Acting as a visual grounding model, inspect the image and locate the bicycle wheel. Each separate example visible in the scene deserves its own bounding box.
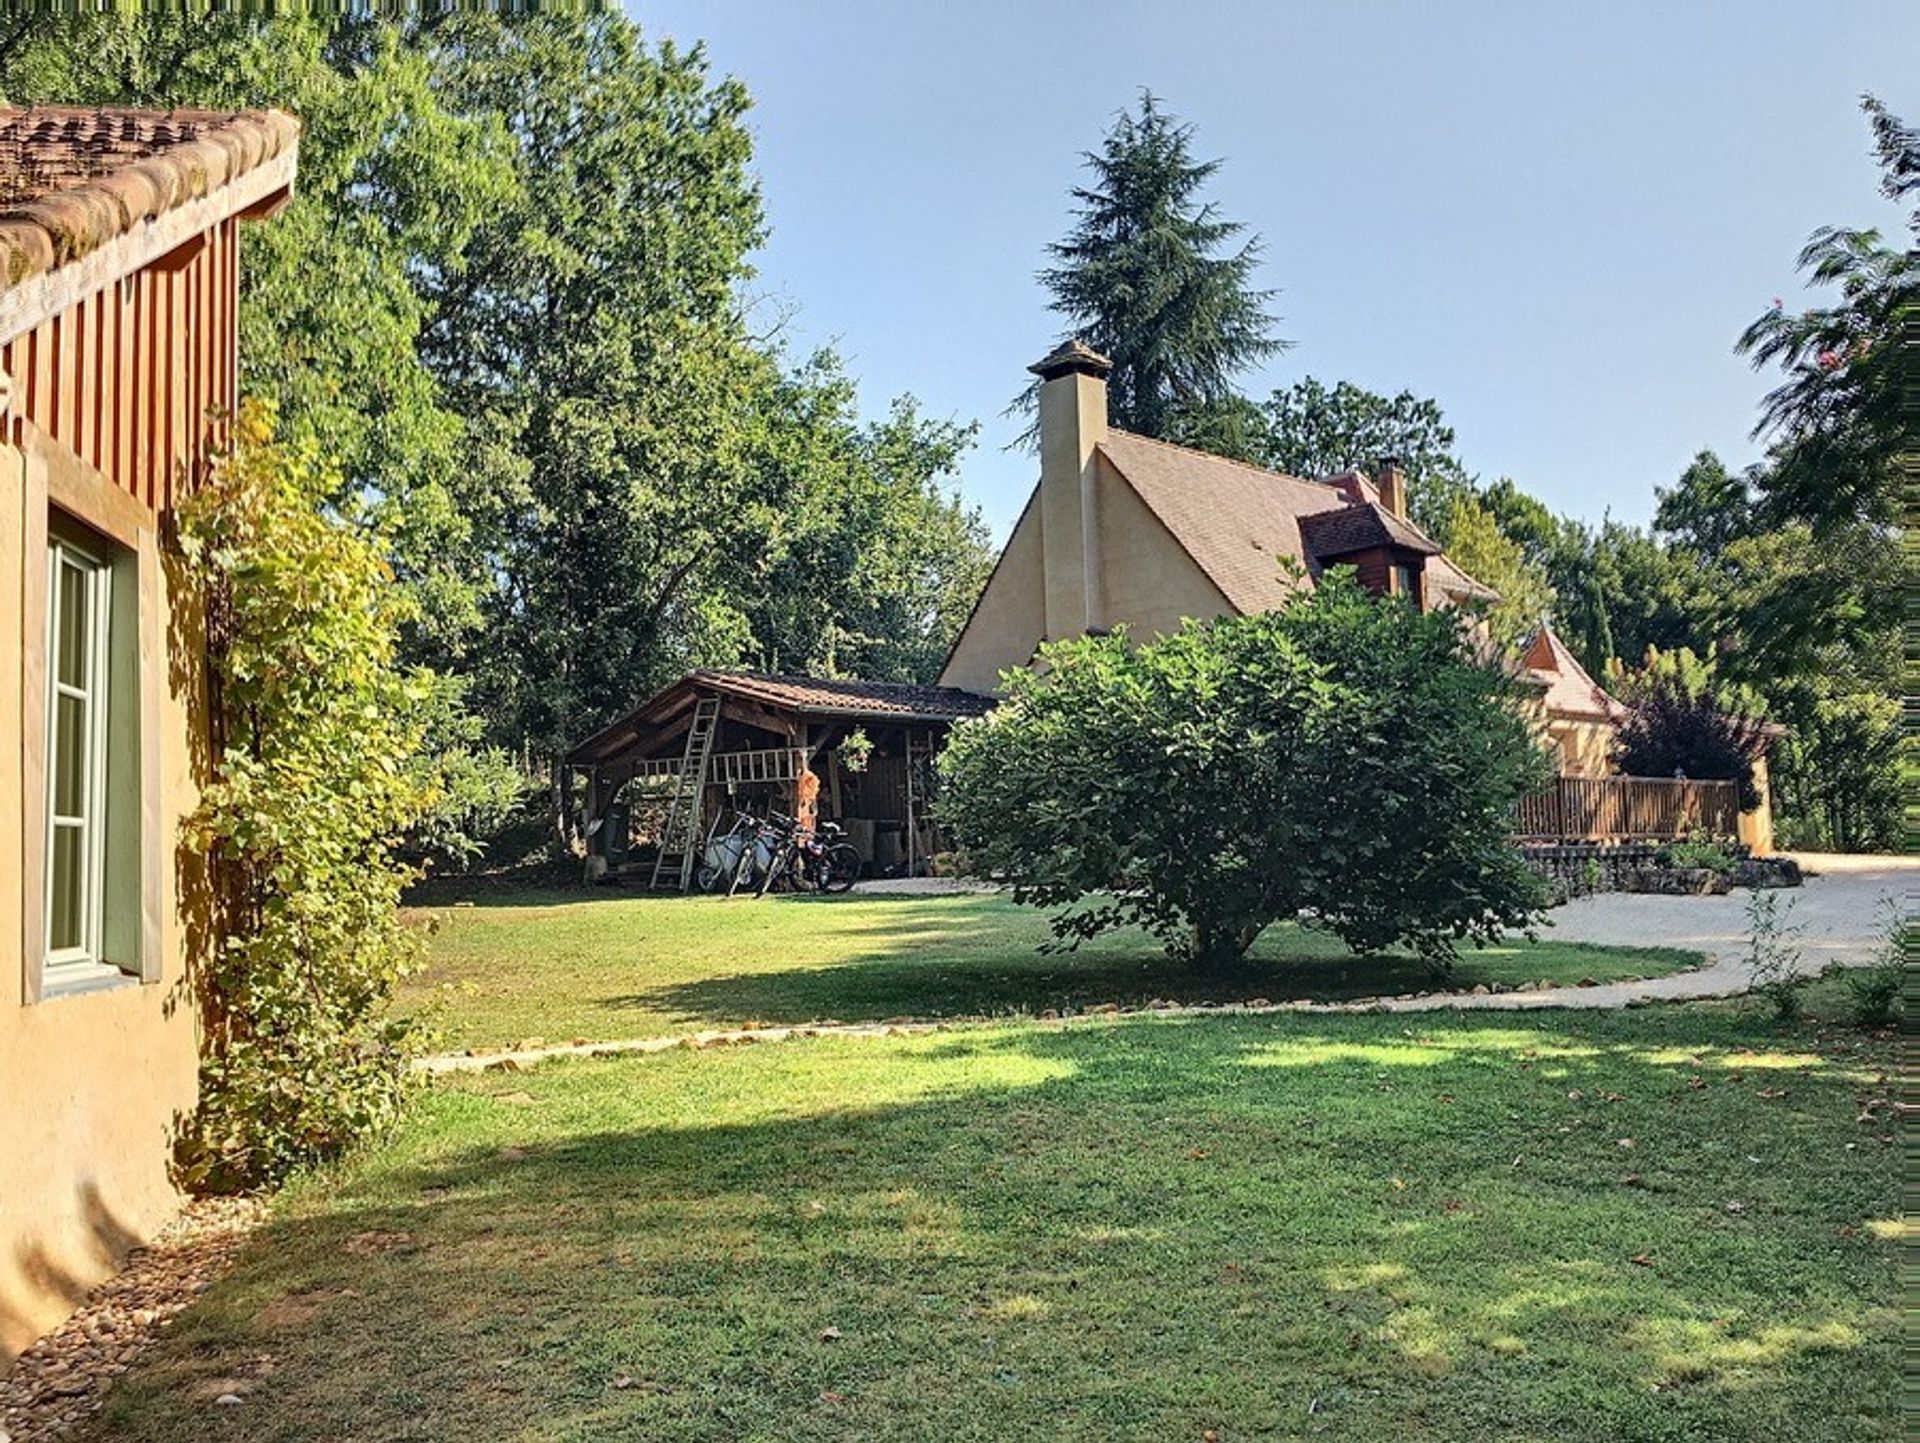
[756,840,792,897]
[820,843,861,894]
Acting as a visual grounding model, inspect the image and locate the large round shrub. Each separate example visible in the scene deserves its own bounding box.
[938,572,1551,969]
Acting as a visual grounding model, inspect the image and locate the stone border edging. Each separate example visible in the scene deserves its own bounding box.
[417,965,1737,1076]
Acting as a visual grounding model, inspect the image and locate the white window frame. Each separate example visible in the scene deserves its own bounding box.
[43,534,117,986]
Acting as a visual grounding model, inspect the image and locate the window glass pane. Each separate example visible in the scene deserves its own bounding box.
[56,556,90,690]
[49,822,84,953]
[53,691,88,818]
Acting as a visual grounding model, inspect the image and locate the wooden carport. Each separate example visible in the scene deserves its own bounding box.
[566,671,996,887]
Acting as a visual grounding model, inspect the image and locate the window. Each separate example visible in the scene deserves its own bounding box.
[44,535,114,979]
[1391,562,1420,608]
[40,513,143,995]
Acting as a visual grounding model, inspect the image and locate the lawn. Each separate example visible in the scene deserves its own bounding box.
[400,887,1701,1051]
[91,980,1898,1442]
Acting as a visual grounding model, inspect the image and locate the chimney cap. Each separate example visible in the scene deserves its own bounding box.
[1029,338,1114,381]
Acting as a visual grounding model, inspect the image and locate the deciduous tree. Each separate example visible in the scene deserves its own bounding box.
[939,573,1548,970]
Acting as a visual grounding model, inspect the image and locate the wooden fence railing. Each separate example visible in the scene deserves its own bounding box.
[1514,775,1740,842]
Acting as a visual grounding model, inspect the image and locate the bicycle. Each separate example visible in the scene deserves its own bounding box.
[753,813,861,896]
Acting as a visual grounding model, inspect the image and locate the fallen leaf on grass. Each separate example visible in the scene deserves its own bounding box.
[1630,1253,1654,1267]
[342,1231,412,1256]
[820,1390,846,1404]
[819,1326,843,1342]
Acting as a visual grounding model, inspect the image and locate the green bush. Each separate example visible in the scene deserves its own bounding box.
[1653,840,1737,874]
[176,404,434,1192]
[1845,901,1909,1027]
[938,571,1552,970]
[1744,890,1807,1024]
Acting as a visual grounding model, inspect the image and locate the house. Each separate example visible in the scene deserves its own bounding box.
[1520,621,1630,778]
[1520,622,1778,852]
[0,107,299,1359]
[568,670,995,884]
[939,341,1497,691]
[939,341,1777,850]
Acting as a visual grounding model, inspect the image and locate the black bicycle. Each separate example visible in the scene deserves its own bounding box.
[754,813,861,896]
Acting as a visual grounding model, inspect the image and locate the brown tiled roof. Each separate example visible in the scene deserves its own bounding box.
[691,670,997,722]
[1522,624,1629,723]
[568,670,996,764]
[1097,429,1342,614]
[1097,429,1458,615]
[1297,500,1442,559]
[1423,552,1499,606]
[0,106,298,287]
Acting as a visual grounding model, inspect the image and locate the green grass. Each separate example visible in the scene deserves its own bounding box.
[92,981,1899,1442]
[401,888,1701,1051]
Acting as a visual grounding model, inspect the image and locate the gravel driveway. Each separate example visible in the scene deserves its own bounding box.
[1402,851,1917,1014]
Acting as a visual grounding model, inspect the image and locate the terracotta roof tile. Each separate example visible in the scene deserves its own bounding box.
[1423,552,1499,606]
[1097,430,1462,615]
[0,106,298,289]
[1522,624,1629,722]
[690,670,997,722]
[1297,501,1442,559]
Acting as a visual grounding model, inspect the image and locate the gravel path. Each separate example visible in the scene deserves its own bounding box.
[0,1198,264,1441]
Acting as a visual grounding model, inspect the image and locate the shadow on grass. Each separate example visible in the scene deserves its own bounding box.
[600,909,1683,1029]
[95,1008,1897,1443]
[403,887,1699,1051]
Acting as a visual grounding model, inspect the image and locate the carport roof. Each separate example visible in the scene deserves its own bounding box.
[568,670,996,765]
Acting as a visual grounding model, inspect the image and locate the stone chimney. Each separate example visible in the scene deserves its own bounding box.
[1029,339,1112,640]
[1373,456,1408,519]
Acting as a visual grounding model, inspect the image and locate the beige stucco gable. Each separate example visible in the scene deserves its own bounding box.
[1091,451,1237,639]
[938,453,1241,693]
[938,490,1047,693]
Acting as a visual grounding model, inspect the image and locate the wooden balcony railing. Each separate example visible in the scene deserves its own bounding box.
[1514,775,1740,842]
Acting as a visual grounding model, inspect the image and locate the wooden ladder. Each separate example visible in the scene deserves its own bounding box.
[651,696,722,891]
[904,727,936,877]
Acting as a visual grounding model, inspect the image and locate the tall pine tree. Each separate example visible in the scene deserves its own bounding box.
[1027,93,1285,447]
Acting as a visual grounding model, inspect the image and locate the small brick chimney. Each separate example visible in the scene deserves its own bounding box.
[1030,339,1112,640]
[1373,457,1408,519]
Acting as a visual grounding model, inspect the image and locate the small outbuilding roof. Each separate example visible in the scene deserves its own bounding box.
[686,670,997,723]
[568,670,996,765]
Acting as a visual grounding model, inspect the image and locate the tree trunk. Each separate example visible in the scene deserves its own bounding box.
[549,755,572,858]
[1189,917,1258,972]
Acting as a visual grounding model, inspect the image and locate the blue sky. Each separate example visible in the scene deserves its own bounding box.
[629,1,1912,539]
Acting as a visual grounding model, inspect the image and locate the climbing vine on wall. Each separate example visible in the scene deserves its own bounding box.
[176,402,432,1193]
